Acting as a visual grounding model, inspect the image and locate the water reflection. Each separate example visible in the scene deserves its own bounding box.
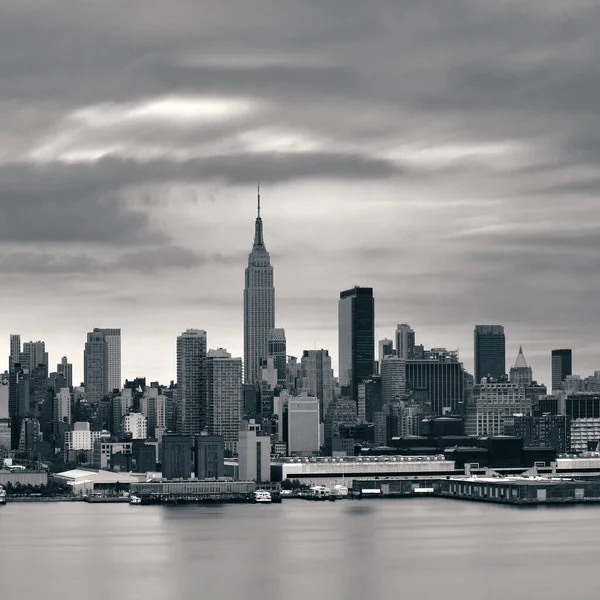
[1,499,600,600]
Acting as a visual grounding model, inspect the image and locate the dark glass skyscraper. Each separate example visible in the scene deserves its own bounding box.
[474,325,506,383]
[551,349,572,392]
[338,286,375,404]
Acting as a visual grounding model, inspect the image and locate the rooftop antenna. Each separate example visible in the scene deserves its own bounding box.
[257,181,261,218]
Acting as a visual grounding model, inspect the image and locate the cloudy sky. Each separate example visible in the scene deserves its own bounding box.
[1,0,599,386]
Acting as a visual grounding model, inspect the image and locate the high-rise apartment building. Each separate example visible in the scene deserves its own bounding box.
[509,346,533,387]
[267,328,287,387]
[93,328,121,392]
[474,325,506,382]
[380,356,406,406]
[57,356,73,389]
[206,348,243,455]
[338,286,375,403]
[395,324,415,360]
[300,349,333,422]
[552,349,573,393]
[84,330,108,403]
[176,329,207,437]
[53,388,71,426]
[141,386,166,437]
[244,187,275,385]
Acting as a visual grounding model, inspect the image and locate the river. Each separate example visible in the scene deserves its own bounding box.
[1,499,599,599]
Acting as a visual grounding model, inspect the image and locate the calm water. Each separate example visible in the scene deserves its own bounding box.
[1,499,599,599]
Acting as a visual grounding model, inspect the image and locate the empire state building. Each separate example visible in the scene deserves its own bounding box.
[243,186,275,385]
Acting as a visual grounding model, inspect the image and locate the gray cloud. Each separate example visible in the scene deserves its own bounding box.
[1,0,600,384]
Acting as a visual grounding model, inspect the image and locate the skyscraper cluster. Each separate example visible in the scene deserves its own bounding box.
[1,188,598,475]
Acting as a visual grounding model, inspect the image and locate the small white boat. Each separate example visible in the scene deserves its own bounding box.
[253,490,272,503]
[130,495,142,505]
[332,485,349,498]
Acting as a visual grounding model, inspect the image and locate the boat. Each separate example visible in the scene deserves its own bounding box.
[309,486,332,500]
[332,484,349,498]
[130,495,142,505]
[0,485,6,505]
[252,490,272,504]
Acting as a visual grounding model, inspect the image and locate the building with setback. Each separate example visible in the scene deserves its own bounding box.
[176,329,207,437]
[206,348,243,455]
[57,356,73,389]
[338,286,375,404]
[474,325,506,382]
[244,187,275,386]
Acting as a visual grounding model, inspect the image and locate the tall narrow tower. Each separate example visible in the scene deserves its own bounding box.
[244,185,275,385]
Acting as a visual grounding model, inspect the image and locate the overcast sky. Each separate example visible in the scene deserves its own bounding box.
[1,0,599,386]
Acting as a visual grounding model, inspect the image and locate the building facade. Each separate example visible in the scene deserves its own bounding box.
[93,328,121,393]
[473,379,530,437]
[238,420,271,482]
[474,325,506,383]
[195,435,225,479]
[300,349,333,422]
[162,434,192,479]
[509,346,533,387]
[84,330,108,403]
[176,329,207,437]
[124,412,147,440]
[243,188,275,386]
[267,328,286,388]
[57,356,73,389]
[395,324,415,360]
[206,348,243,455]
[380,356,406,406]
[338,286,375,404]
[287,396,320,454]
[552,349,573,393]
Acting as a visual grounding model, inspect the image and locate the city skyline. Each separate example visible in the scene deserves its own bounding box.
[1,3,600,388]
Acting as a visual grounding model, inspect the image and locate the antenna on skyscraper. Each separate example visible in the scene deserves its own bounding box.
[257,181,261,218]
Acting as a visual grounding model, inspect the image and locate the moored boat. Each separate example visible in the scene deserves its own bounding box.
[252,490,272,503]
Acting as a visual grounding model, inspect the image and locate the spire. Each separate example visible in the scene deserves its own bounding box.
[257,181,260,218]
[514,346,528,369]
[253,184,264,247]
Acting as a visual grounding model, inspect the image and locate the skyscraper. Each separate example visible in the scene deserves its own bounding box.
[474,325,506,382]
[380,356,406,405]
[57,356,73,389]
[338,286,375,403]
[301,349,333,421]
[267,328,287,387]
[84,330,108,403]
[206,348,243,454]
[9,334,20,374]
[93,328,121,392]
[552,349,573,393]
[176,329,207,437]
[244,186,275,386]
[395,324,415,360]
